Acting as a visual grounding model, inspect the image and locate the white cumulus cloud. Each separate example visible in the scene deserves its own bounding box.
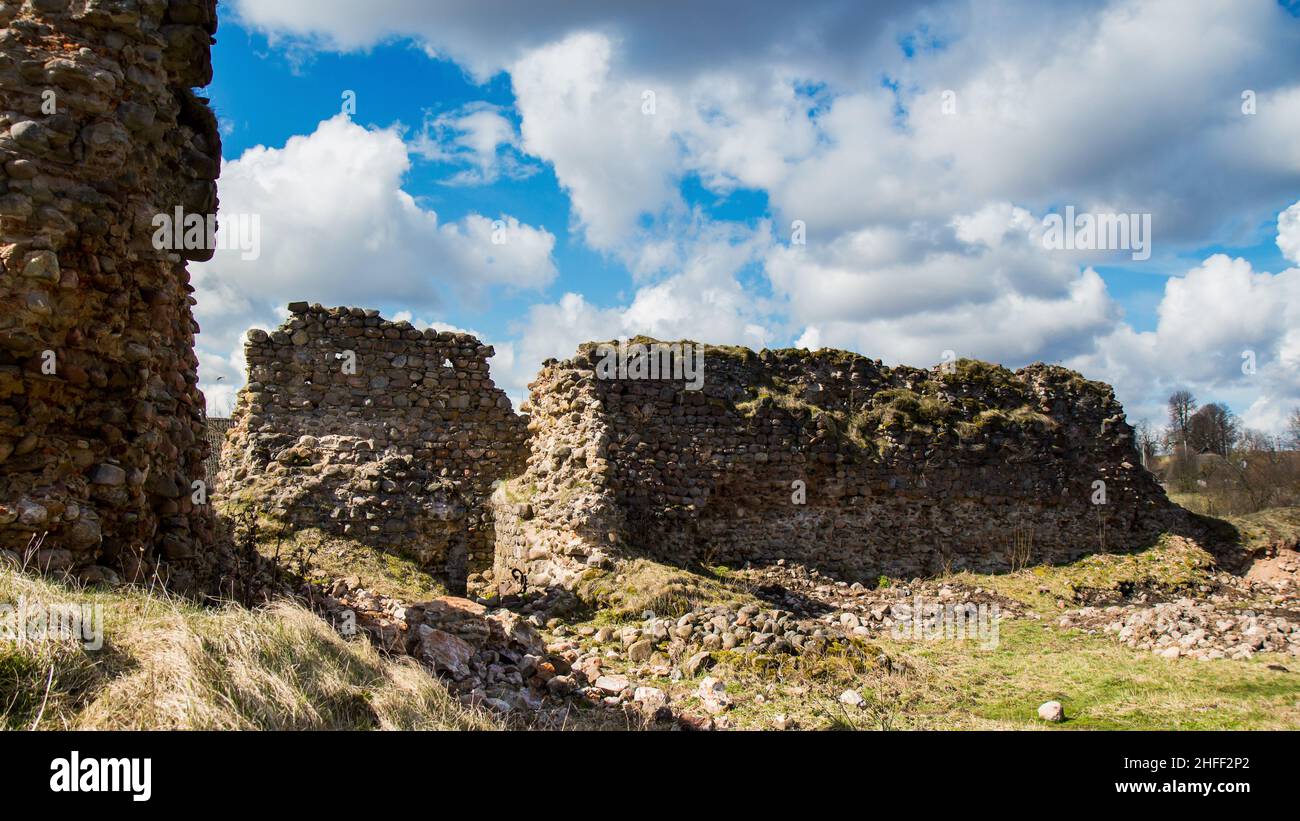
[194,114,557,414]
[1279,199,1300,265]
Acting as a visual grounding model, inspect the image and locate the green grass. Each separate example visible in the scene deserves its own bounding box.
[734,385,844,422]
[954,406,1057,438]
[1168,490,1235,518]
[874,619,1300,730]
[851,388,954,439]
[944,358,1018,386]
[586,617,1299,730]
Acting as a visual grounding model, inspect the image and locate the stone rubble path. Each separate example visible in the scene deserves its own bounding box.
[319,548,1300,729]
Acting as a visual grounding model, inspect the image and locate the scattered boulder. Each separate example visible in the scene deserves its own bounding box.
[633,686,667,715]
[416,626,475,679]
[685,650,715,677]
[1037,700,1065,722]
[698,676,732,715]
[595,674,630,695]
[627,638,654,662]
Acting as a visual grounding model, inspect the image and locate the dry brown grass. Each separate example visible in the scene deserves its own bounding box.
[0,566,494,731]
[1221,506,1300,554]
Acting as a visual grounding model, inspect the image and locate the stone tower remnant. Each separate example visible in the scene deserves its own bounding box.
[219,304,528,593]
[0,0,221,591]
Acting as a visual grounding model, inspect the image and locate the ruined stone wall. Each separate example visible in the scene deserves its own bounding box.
[493,342,1190,590]
[219,304,528,592]
[0,0,221,590]
[202,416,228,491]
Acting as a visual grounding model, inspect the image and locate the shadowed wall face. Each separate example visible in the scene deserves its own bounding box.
[219,304,528,592]
[0,0,221,590]
[493,344,1190,590]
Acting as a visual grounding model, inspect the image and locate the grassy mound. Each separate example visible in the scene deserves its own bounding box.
[219,503,449,603]
[260,526,449,603]
[574,558,761,621]
[944,534,1216,612]
[1224,507,1300,554]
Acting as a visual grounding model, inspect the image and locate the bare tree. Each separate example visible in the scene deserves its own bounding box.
[1166,390,1196,456]
[1134,419,1161,467]
[1288,407,1300,451]
[1235,428,1276,452]
[1213,429,1300,513]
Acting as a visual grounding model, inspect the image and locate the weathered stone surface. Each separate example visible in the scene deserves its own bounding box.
[89,464,126,486]
[21,251,59,281]
[323,577,568,708]
[0,1,221,592]
[685,650,714,677]
[218,305,528,592]
[627,638,653,662]
[633,686,667,713]
[698,676,732,714]
[494,343,1193,587]
[416,626,476,679]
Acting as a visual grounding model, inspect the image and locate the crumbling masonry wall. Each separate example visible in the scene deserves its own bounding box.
[219,304,528,592]
[493,343,1191,590]
[0,0,221,590]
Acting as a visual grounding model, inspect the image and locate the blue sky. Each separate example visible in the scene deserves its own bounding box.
[194,0,1300,436]
[207,26,626,343]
